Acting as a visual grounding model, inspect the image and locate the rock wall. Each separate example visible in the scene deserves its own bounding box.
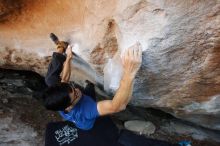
[0,0,220,130]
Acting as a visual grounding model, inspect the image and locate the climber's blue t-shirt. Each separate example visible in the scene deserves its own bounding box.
[59,95,99,130]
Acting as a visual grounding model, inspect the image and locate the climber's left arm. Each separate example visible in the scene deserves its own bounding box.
[61,46,73,83]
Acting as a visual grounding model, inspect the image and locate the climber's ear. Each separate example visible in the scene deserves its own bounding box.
[50,33,59,45]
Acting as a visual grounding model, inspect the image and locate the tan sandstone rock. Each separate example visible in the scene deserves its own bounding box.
[0,0,220,130]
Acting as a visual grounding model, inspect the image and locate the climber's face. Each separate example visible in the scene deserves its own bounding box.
[69,87,82,104]
[65,86,82,112]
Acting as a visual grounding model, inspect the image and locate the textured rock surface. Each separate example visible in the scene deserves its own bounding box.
[0,69,58,146]
[0,0,220,131]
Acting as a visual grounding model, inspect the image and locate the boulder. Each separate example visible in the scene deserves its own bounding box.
[0,0,220,130]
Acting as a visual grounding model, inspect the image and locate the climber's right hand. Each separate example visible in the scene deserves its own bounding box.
[121,42,142,78]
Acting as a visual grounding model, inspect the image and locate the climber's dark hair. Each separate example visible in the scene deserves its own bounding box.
[43,83,72,111]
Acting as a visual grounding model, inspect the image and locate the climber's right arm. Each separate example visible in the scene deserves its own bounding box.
[97,43,142,116]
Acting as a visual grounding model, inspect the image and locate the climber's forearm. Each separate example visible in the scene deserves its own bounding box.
[61,57,72,83]
[111,73,134,110]
[97,73,134,116]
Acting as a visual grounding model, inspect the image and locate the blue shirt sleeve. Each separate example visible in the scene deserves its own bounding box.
[83,95,99,119]
[59,95,99,130]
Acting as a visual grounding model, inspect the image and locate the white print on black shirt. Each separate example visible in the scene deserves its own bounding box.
[55,125,78,145]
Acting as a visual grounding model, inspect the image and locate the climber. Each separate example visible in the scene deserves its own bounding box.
[43,34,192,146]
[43,33,142,130]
